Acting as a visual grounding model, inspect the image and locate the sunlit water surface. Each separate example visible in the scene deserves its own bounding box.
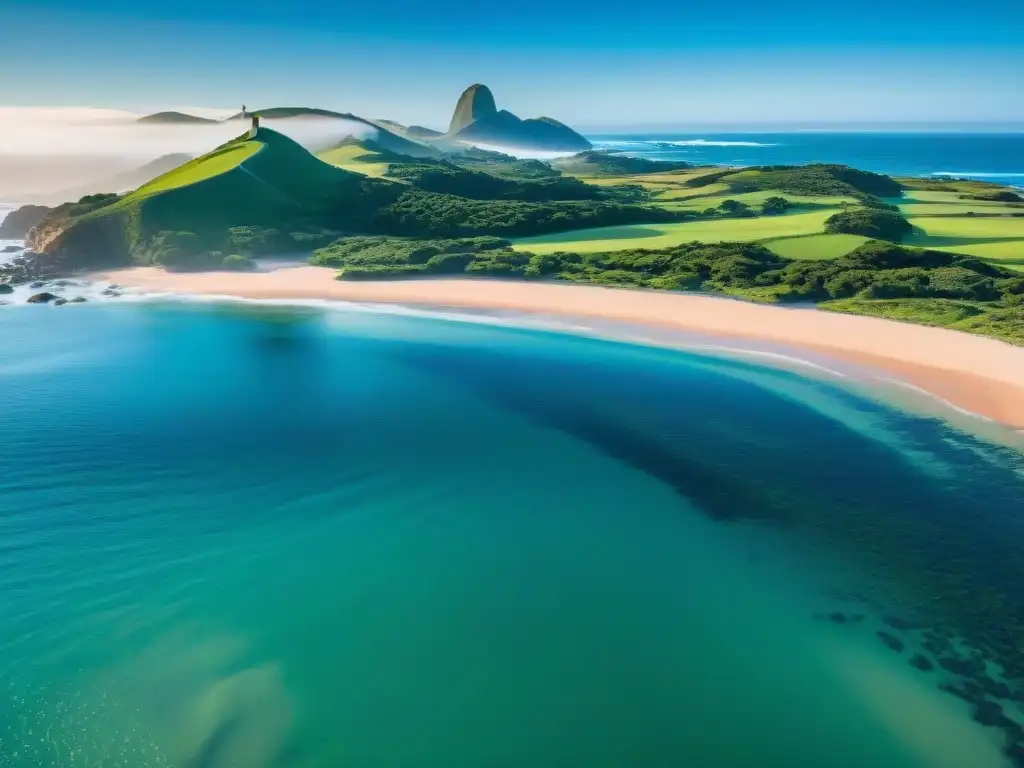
[2,301,1024,767]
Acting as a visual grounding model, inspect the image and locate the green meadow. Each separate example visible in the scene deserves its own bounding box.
[510,210,836,254]
[905,215,1024,267]
[317,143,393,178]
[764,233,871,260]
[132,141,262,197]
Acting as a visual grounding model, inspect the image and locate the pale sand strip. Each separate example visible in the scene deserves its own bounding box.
[99,266,1024,429]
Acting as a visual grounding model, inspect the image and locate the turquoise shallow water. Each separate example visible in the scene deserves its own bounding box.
[2,301,1024,767]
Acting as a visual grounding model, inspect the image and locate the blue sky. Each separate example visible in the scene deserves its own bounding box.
[3,0,1023,128]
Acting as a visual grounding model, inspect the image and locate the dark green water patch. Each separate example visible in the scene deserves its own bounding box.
[392,327,1024,737]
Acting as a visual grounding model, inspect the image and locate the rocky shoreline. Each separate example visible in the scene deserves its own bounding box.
[0,247,115,305]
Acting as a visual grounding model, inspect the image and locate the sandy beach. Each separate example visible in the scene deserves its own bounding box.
[99,265,1024,430]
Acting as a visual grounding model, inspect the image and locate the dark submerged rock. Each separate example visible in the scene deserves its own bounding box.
[1,244,21,253]
[53,298,67,306]
[883,615,925,631]
[827,612,848,624]
[1006,741,1024,767]
[939,656,985,676]
[909,654,933,671]
[0,283,12,294]
[981,677,1013,700]
[973,699,1015,729]
[69,296,87,303]
[29,281,45,288]
[877,631,905,653]
[941,682,978,703]
[26,291,58,304]
[102,288,121,297]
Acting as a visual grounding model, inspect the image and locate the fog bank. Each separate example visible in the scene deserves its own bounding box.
[0,107,378,201]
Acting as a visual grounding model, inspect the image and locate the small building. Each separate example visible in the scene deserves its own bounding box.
[249,114,260,139]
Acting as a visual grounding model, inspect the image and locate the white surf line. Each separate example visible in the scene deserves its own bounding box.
[874,377,997,423]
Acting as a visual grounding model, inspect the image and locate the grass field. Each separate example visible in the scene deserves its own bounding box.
[907,215,1024,240]
[894,177,1018,195]
[571,168,731,200]
[764,233,870,260]
[888,190,1023,217]
[133,142,261,197]
[317,143,392,178]
[904,214,1024,266]
[511,210,835,254]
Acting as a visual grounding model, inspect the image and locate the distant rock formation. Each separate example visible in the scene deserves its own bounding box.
[445,84,591,153]
[0,204,53,239]
[448,84,499,134]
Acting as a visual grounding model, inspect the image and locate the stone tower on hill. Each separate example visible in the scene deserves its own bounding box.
[448,84,498,134]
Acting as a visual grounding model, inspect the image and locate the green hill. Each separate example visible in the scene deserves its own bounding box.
[27,128,394,270]
[137,112,218,124]
[25,128,676,272]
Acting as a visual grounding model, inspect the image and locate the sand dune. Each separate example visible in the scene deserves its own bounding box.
[100,265,1024,429]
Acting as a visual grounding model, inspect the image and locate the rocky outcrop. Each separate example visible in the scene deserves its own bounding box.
[0,204,53,239]
[448,84,499,134]
[445,84,591,152]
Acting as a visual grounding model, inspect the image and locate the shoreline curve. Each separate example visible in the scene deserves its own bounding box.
[96,265,1024,431]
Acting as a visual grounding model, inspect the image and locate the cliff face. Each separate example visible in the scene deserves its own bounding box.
[448,84,499,134]
[0,205,53,239]
[445,85,591,152]
[26,210,132,271]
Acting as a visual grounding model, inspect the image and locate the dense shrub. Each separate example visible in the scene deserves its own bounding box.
[761,196,792,215]
[825,209,913,241]
[373,190,688,239]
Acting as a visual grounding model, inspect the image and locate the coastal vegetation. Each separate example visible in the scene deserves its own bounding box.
[8,125,1023,346]
[549,150,692,176]
[383,162,607,201]
[307,235,1024,344]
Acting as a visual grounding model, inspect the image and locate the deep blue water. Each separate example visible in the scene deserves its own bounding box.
[2,301,1024,767]
[590,133,1024,182]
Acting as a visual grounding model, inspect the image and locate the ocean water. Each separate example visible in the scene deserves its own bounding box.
[590,132,1024,182]
[3,300,1024,767]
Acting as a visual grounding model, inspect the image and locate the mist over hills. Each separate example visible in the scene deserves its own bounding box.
[132,84,592,156]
